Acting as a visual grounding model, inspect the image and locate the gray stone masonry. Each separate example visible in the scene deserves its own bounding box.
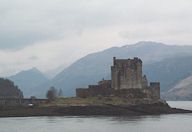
[76,57,160,99]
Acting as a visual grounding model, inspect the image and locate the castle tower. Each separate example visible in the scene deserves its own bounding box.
[111,57,143,90]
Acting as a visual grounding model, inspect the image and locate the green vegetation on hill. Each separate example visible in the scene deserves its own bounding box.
[0,78,23,98]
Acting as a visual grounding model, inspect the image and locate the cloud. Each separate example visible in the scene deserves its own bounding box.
[0,0,192,76]
[0,0,123,49]
[28,56,39,60]
[1,0,192,49]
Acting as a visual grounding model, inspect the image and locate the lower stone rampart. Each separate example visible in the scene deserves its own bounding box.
[76,87,160,99]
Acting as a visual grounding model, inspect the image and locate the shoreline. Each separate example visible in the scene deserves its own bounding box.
[0,102,191,118]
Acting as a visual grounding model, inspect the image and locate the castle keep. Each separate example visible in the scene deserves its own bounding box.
[76,57,160,99]
[111,57,143,89]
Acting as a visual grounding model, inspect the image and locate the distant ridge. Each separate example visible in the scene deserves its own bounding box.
[163,75,192,100]
[38,41,192,98]
[16,41,192,100]
[8,67,49,98]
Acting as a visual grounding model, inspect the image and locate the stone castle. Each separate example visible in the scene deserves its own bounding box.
[76,57,160,99]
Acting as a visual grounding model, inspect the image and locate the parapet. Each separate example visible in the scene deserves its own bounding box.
[150,82,160,88]
[112,57,142,68]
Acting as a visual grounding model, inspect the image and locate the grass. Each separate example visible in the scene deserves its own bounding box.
[41,97,128,107]
[40,96,157,107]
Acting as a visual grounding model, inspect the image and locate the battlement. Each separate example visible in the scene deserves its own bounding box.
[113,57,142,68]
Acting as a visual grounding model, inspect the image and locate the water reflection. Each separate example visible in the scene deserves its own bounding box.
[109,115,161,125]
[0,114,192,132]
[0,102,192,132]
[45,115,162,125]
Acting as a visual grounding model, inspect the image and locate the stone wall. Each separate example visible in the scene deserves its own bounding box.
[150,82,160,99]
[76,87,113,98]
[76,80,112,98]
[76,89,90,98]
[113,89,147,98]
[142,75,148,88]
[111,57,143,90]
[76,88,160,99]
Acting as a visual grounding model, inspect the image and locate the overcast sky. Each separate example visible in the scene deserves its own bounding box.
[0,0,192,77]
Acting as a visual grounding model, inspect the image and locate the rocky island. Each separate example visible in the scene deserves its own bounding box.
[0,97,191,117]
[0,57,191,117]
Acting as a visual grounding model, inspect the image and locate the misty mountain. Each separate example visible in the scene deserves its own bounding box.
[8,68,49,98]
[144,56,192,92]
[46,41,192,97]
[163,75,192,100]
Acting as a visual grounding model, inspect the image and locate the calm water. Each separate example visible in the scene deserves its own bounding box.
[0,101,192,132]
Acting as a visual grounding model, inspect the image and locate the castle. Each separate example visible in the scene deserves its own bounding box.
[76,57,160,99]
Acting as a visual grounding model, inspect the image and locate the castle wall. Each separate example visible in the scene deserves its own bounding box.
[142,75,148,89]
[113,89,147,98]
[111,57,143,90]
[76,87,113,98]
[76,57,161,100]
[76,88,90,98]
[76,80,112,98]
[150,82,160,99]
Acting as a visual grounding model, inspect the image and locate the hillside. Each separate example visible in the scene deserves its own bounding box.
[8,68,49,98]
[163,75,192,100]
[143,56,192,92]
[43,41,192,97]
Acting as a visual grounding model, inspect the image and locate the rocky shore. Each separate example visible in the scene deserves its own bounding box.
[0,102,191,117]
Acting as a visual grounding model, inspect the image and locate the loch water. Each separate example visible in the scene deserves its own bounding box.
[0,101,192,132]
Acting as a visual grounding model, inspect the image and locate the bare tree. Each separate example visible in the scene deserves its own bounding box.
[58,89,64,97]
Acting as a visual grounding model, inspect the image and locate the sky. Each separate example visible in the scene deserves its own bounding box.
[0,0,192,77]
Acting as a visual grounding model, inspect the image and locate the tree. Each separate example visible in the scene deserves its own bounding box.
[58,89,64,97]
[46,86,57,101]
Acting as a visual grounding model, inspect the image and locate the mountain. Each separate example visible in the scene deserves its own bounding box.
[144,56,192,92]
[45,41,192,97]
[163,75,192,100]
[8,68,49,98]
